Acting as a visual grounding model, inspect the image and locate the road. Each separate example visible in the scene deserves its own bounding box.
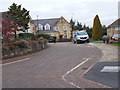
[2,42,104,88]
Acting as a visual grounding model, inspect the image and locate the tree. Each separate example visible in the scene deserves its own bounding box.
[86,27,92,38]
[70,18,75,30]
[7,3,30,38]
[77,22,83,30]
[102,25,107,35]
[92,15,102,40]
[2,19,16,42]
[70,18,75,39]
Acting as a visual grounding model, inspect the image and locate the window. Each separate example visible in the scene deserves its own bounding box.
[64,34,67,39]
[63,25,67,30]
[56,26,59,31]
[45,23,51,30]
[115,26,120,31]
[38,24,43,30]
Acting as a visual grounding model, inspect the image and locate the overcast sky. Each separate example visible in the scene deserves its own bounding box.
[0,0,119,27]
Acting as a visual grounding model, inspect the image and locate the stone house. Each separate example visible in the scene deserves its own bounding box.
[32,16,71,39]
[27,18,38,34]
[107,19,120,37]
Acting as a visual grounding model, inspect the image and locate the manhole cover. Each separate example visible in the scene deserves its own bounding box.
[82,67,88,70]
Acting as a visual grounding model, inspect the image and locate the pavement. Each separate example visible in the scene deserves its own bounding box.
[83,43,119,88]
[88,43,118,62]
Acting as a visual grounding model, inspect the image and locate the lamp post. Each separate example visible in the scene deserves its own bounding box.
[37,15,39,30]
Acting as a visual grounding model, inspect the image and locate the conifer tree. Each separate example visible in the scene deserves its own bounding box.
[92,15,102,40]
[7,3,30,38]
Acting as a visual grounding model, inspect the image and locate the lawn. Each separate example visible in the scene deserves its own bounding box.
[90,40,103,43]
[90,40,120,47]
[110,43,120,47]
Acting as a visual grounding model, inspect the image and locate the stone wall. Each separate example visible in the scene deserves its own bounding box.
[2,42,48,59]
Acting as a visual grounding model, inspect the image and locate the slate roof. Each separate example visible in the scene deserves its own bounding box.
[32,18,60,27]
[38,30,58,33]
[108,18,120,28]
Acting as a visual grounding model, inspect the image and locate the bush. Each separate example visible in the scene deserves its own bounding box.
[37,37,48,42]
[14,40,29,48]
[2,42,15,50]
[19,33,36,40]
[118,39,120,44]
[36,33,50,40]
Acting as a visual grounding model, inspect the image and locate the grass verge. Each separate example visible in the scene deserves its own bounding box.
[90,40,120,47]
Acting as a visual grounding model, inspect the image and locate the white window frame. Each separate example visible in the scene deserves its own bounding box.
[38,24,43,30]
[45,23,51,30]
[63,25,67,30]
[56,26,59,31]
[115,26,120,31]
[64,34,67,39]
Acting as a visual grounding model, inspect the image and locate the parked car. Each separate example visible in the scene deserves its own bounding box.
[72,30,89,44]
[49,36,54,42]
[102,35,110,43]
[111,34,120,40]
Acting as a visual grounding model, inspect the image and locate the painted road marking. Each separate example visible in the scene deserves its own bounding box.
[101,66,120,72]
[0,58,30,66]
[62,58,91,88]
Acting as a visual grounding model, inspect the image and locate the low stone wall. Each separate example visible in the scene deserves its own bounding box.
[2,42,48,59]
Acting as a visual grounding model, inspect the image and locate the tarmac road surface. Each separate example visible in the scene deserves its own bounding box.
[2,42,104,88]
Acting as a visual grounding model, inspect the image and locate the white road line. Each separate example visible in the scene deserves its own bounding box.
[0,58,30,66]
[62,58,91,88]
[101,66,120,72]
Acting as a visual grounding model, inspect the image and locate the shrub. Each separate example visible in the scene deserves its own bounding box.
[118,39,120,44]
[28,40,37,44]
[19,33,36,40]
[38,37,48,42]
[36,33,50,40]
[2,42,15,50]
[14,40,29,48]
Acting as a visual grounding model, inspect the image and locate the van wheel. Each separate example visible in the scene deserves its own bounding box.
[74,41,76,44]
[77,41,79,44]
[87,40,89,43]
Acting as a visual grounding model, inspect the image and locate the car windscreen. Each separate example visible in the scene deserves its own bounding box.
[113,34,120,37]
[77,32,88,35]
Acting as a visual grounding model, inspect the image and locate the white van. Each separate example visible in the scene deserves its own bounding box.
[72,30,89,44]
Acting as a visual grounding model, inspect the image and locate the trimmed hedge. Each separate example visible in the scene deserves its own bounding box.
[36,33,50,40]
[19,33,36,40]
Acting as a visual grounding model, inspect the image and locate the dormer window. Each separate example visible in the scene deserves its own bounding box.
[45,23,51,30]
[38,24,43,30]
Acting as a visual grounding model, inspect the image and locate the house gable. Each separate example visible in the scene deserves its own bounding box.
[107,18,120,37]
[108,18,120,28]
[53,16,71,39]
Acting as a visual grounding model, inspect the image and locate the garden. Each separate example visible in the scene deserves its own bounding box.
[1,3,51,59]
[2,33,50,59]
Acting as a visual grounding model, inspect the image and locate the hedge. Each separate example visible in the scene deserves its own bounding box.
[36,33,50,40]
[19,33,36,40]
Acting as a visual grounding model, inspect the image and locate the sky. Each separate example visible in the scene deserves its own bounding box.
[0,0,119,27]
